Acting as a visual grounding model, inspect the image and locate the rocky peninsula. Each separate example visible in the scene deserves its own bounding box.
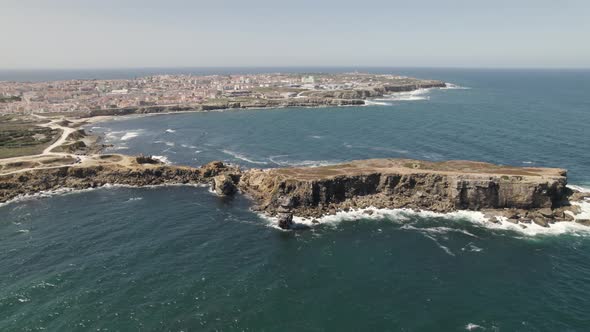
[2,152,589,230]
[1,73,588,231]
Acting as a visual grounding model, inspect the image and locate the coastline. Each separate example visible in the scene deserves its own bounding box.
[2,80,590,232]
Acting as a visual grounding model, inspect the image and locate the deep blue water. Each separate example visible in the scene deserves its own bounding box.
[1,69,590,331]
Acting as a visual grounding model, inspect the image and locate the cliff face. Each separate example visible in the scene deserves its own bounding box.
[239,159,569,220]
[0,159,237,203]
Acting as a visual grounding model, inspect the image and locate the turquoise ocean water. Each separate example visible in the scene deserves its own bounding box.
[1,68,590,331]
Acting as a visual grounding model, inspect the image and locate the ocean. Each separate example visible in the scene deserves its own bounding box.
[1,68,590,331]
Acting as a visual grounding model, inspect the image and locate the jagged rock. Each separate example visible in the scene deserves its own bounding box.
[136,155,160,164]
[0,157,241,203]
[212,174,237,196]
[576,219,590,226]
[538,208,554,218]
[277,213,293,229]
[532,217,549,227]
[239,158,568,220]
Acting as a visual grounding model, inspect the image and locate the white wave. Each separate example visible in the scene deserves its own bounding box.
[522,161,534,164]
[110,146,129,151]
[442,83,471,90]
[376,88,431,101]
[401,224,479,238]
[364,100,393,106]
[17,298,30,303]
[568,184,590,193]
[0,183,210,208]
[423,233,456,256]
[310,135,323,139]
[121,131,141,141]
[461,243,484,253]
[465,323,483,330]
[164,141,175,147]
[221,149,268,165]
[165,129,176,133]
[259,206,590,237]
[268,155,339,168]
[16,229,30,234]
[125,197,143,202]
[151,155,171,164]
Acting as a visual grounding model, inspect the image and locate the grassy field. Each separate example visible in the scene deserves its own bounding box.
[0,115,61,159]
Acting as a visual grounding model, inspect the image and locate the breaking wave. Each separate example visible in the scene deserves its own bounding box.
[442,83,471,90]
[221,149,268,165]
[268,155,339,167]
[375,88,431,102]
[259,205,590,237]
[151,155,171,164]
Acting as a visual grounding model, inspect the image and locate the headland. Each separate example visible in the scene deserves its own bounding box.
[1,72,588,231]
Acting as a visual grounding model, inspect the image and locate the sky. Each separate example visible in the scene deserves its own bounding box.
[1,0,589,69]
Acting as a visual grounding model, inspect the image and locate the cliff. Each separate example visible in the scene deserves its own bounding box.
[0,155,238,203]
[2,155,586,230]
[238,159,580,228]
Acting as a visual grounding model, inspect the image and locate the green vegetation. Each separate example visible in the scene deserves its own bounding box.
[0,115,61,158]
[0,95,21,103]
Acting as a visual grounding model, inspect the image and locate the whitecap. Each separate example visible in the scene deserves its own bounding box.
[310,135,323,139]
[221,149,268,165]
[165,129,176,133]
[268,155,339,167]
[364,100,393,106]
[422,233,456,256]
[461,243,484,253]
[465,323,483,330]
[260,206,590,237]
[164,142,175,147]
[442,83,471,90]
[151,155,171,164]
[121,131,141,141]
[568,184,590,193]
[376,88,431,102]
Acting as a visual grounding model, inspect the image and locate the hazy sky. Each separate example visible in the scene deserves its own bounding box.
[1,0,589,69]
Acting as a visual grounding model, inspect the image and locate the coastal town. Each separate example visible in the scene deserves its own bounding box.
[0,73,446,114]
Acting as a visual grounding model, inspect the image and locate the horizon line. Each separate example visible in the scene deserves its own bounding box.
[1,65,590,71]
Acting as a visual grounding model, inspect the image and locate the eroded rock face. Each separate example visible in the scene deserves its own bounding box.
[239,159,570,220]
[212,174,238,196]
[0,159,239,203]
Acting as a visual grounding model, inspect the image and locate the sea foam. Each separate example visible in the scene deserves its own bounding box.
[259,205,590,237]
[221,149,268,165]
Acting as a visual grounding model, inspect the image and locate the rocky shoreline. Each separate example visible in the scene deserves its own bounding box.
[83,80,446,118]
[236,159,590,229]
[2,155,589,230]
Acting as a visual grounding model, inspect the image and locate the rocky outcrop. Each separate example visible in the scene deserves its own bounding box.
[211,174,240,196]
[239,159,578,227]
[0,158,239,203]
[2,155,586,230]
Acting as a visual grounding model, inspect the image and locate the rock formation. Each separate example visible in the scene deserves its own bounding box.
[0,156,239,203]
[239,159,585,228]
[1,155,587,230]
